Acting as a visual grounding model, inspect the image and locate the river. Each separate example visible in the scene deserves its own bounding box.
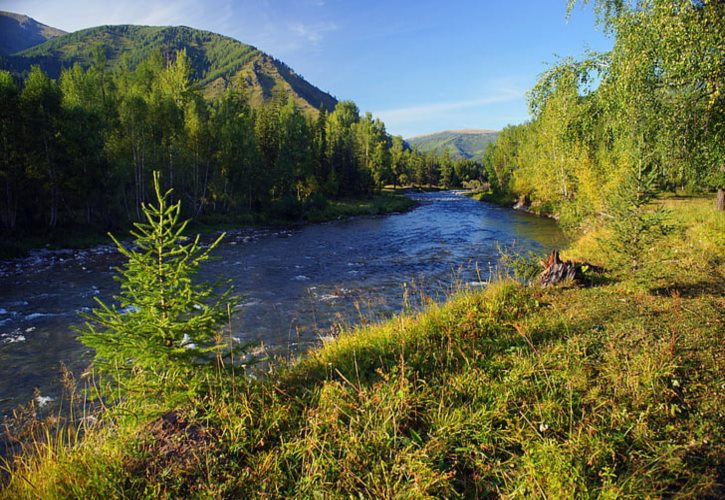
[0,191,564,417]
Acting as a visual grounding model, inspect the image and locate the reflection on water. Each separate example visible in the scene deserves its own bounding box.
[0,191,565,416]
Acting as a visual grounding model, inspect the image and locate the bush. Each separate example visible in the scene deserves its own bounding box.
[270,194,304,220]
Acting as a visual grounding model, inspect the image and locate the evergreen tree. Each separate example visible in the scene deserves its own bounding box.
[79,172,237,404]
[602,168,671,273]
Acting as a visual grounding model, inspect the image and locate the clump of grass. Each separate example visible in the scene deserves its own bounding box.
[497,243,546,284]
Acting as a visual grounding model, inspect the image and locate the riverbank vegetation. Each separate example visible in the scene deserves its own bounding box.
[480,0,724,224]
[0,51,429,242]
[1,191,722,498]
[0,49,470,258]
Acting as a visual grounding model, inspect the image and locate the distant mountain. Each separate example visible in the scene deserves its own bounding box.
[0,11,66,55]
[407,129,499,160]
[0,21,337,113]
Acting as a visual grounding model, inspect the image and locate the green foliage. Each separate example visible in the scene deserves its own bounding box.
[1,51,420,241]
[482,0,725,223]
[78,172,237,403]
[601,169,672,273]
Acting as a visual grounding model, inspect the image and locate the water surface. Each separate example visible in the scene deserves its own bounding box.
[0,191,564,416]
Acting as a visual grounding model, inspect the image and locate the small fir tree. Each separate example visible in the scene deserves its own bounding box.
[602,167,671,273]
[79,172,237,403]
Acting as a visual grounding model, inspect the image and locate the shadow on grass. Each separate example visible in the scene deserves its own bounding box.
[650,279,724,298]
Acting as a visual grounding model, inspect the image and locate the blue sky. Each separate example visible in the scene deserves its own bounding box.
[2,0,613,137]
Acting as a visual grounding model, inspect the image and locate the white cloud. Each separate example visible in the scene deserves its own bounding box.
[289,21,338,45]
[374,88,523,124]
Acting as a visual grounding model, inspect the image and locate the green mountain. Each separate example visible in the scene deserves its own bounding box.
[406,129,499,160]
[0,22,337,113]
[0,11,66,56]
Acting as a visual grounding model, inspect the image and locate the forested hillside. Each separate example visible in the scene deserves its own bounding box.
[481,0,724,222]
[0,24,337,112]
[0,11,66,56]
[0,50,487,243]
[407,129,498,160]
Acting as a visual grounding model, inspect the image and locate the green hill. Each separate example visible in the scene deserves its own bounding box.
[407,129,499,160]
[0,11,66,56]
[0,22,337,112]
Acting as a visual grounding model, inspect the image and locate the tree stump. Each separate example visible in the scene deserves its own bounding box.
[536,250,596,287]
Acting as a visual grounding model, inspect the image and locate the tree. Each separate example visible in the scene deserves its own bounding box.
[438,150,456,188]
[59,63,109,224]
[390,136,406,189]
[601,167,671,273]
[0,71,21,230]
[79,172,237,403]
[326,101,360,196]
[213,85,259,211]
[20,66,62,227]
[569,0,725,208]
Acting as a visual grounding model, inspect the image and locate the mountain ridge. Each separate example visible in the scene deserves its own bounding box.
[0,18,337,113]
[407,128,498,140]
[0,11,66,56]
[406,129,499,160]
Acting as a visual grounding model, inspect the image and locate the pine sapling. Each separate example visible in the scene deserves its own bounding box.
[78,171,238,404]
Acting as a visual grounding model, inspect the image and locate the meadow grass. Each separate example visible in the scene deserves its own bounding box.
[2,197,722,498]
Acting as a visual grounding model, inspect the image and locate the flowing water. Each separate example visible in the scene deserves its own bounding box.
[0,191,564,417]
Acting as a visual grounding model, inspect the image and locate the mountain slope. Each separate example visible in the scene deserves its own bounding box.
[407,129,499,160]
[0,11,66,55]
[1,23,337,113]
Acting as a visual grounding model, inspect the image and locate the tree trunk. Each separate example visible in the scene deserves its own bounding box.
[717,188,725,211]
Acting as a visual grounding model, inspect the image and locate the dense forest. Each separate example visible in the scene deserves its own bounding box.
[0,49,483,235]
[482,0,724,224]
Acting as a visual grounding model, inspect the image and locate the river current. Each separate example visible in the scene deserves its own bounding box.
[0,191,564,417]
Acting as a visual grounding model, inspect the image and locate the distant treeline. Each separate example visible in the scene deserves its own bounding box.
[482,0,724,224]
[0,49,484,233]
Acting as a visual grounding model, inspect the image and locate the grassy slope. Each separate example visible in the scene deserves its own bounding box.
[2,198,723,498]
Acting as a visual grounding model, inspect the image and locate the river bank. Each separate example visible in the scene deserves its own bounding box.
[0,191,417,260]
[2,196,722,497]
[465,189,563,220]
